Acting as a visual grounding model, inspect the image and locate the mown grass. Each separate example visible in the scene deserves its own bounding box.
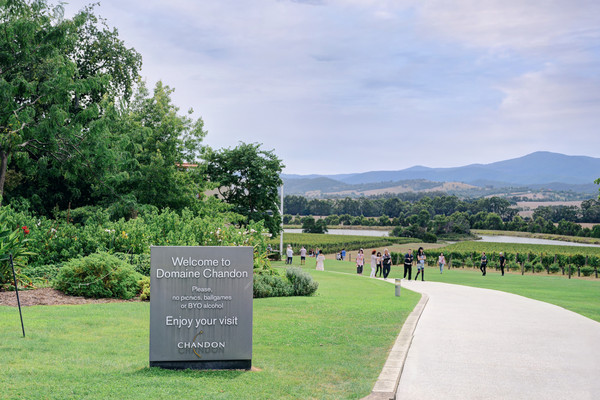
[0,268,419,400]
[290,258,600,323]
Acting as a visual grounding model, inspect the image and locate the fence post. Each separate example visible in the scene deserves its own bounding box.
[568,265,572,279]
[521,262,524,275]
[577,265,580,277]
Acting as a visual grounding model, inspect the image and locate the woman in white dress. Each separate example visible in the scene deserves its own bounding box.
[370,249,377,277]
[316,250,325,271]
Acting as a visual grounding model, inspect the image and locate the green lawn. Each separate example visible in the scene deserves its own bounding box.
[293,258,600,323]
[1,267,419,400]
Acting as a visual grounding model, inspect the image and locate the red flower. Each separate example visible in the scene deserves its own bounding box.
[22,226,30,235]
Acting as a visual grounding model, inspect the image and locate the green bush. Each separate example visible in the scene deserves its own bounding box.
[549,263,560,274]
[422,232,437,243]
[22,264,60,284]
[54,253,143,299]
[509,262,520,271]
[139,276,150,301]
[534,263,544,273]
[113,253,151,276]
[286,267,319,296]
[253,272,293,298]
[581,266,594,277]
[523,261,533,272]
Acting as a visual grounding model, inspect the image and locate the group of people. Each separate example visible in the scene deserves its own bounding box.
[285,244,507,279]
[401,247,431,281]
[480,251,506,276]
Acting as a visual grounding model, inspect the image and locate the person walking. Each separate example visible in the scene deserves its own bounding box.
[403,249,413,280]
[499,252,505,276]
[300,246,307,265]
[316,250,325,271]
[376,251,382,277]
[480,252,487,276]
[356,249,365,275]
[438,252,446,274]
[415,247,426,281]
[370,249,377,277]
[382,248,392,279]
[341,248,346,261]
[286,245,293,265]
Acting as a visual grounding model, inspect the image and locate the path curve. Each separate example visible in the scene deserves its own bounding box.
[395,280,600,400]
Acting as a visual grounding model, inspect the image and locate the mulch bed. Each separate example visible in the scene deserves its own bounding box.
[0,288,136,307]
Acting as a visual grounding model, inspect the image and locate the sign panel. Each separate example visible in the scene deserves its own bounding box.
[149,246,253,370]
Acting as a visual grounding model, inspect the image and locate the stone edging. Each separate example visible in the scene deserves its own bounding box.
[361,288,429,400]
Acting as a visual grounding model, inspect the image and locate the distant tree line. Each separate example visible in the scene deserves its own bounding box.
[283,195,600,240]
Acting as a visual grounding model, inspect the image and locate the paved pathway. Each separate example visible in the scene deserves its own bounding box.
[395,280,600,400]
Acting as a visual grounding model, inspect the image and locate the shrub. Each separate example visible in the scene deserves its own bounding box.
[509,262,520,271]
[581,266,594,277]
[139,276,150,301]
[549,263,560,274]
[54,252,143,299]
[286,267,319,296]
[422,232,437,243]
[534,263,544,273]
[113,252,151,276]
[523,261,533,272]
[253,272,293,298]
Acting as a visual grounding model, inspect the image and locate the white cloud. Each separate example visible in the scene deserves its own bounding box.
[59,0,600,174]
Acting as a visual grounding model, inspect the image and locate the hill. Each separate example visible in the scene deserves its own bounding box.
[282,152,600,197]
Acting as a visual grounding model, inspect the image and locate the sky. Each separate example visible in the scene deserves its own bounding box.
[61,0,600,175]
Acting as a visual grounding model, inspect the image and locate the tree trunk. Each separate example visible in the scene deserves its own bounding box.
[0,150,7,206]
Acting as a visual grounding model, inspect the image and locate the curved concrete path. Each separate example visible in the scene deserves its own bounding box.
[395,281,600,400]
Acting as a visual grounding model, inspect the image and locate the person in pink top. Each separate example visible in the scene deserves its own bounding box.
[356,248,364,275]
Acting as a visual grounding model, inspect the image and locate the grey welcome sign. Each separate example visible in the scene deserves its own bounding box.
[149,246,253,370]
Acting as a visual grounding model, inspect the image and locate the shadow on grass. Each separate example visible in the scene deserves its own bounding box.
[133,366,252,379]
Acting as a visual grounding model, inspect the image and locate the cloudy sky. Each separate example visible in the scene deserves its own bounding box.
[62,0,600,175]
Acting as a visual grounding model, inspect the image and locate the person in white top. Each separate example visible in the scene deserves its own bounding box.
[370,249,377,278]
[438,253,446,274]
[286,245,293,265]
[316,250,325,271]
[300,246,307,265]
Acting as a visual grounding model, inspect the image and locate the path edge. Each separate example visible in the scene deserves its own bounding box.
[361,291,429,400]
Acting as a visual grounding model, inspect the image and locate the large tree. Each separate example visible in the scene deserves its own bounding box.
[203,142,284,235]
[0,0,141,206]
[98,80,208,215]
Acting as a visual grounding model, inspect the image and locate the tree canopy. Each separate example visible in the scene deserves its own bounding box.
[203,142,284,235]
[0,0,141,207]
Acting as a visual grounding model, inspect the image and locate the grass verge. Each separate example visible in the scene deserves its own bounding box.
[0,268,419,400]
[289,259,600,323]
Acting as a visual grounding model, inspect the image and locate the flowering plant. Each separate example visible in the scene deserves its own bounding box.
[0,210,35,285]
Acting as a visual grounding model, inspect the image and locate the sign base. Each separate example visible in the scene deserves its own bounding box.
[150,360,252,370]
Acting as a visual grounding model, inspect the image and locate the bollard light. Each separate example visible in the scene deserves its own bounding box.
[395,278,401,296]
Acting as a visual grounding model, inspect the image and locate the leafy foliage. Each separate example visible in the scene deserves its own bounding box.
[1,0,141,209]
[54,252,143,299]
[203,142,284,235]
[285,267,318,296]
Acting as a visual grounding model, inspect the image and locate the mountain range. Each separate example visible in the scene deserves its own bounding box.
[282,152,600,197]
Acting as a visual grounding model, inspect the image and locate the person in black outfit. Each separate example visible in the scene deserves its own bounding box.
[499,252,505,276]
[376,251,382,277]
[480,252,487,276]
[403,249,413,280]
[415,247,426,281]
[382,249,392,279]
